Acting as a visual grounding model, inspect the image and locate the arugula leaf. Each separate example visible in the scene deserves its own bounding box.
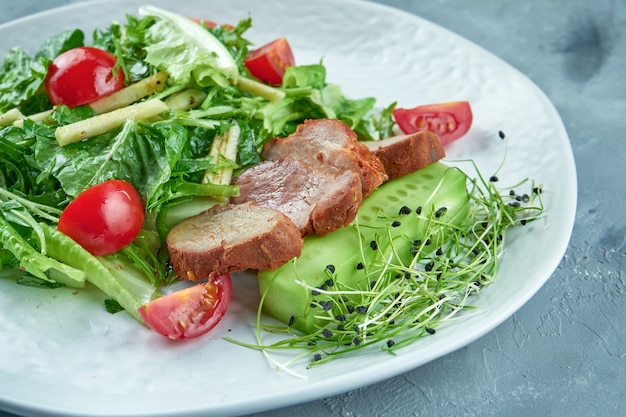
[0,29,83,113]
[93,15,154,82]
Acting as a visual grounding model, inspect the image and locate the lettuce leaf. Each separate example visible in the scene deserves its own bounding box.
[139,5,239,87]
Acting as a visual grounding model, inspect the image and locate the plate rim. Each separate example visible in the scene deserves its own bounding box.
[0,1,577,416]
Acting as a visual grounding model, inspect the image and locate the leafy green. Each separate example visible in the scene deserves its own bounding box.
[0,6,400,328]
[0,207,86,288]
[247,163,544,367]
[139,5,239,86]
[0,29,84,113]
[93,14,155,82]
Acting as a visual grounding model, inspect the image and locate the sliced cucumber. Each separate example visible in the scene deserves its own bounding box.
[258,162,470,333]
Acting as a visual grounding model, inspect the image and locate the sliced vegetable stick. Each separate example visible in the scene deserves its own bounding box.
[164,89,207,111]
[237,76,285,102]
[12,109,53,128]
[55,99,168,147]
[0,108,24,127]
[202,122,241,186]
[89,71,168,114]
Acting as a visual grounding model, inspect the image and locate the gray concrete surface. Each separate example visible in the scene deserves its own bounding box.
[1,1,624,416]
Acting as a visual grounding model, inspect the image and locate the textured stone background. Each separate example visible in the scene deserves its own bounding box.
[2,1,625,416]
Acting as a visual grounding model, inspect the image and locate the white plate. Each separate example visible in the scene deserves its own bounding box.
[0,1,576,416]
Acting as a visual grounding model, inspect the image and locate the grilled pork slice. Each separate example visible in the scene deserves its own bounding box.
[261,118,388,197]
[363,131,446,180]
[167,202,302,280]
[232,158,362,236]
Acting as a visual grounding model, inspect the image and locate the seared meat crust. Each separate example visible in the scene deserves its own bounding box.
[262,119,388,197]
[232,158,362,236]
[167,202,303,280]
[363,131,445,180]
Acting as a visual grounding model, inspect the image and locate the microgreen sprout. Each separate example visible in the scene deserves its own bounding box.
[229,154,544,369]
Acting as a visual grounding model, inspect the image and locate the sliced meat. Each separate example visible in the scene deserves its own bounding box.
[363,131,445,180]
[261,118,388,197]
[167,202,302,280]
[232,158,362,236]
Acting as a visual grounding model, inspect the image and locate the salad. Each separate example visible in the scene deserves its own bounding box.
[0,5,542,365]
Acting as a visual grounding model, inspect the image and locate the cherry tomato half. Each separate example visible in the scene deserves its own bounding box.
[393,101,473,146]
[58,180,144,256]
[45,46,125,108]
[138,274,232,340]
[188,17,234,30]
[244,37,295,85]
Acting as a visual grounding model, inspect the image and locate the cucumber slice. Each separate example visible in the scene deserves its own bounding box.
[258,162,469,333]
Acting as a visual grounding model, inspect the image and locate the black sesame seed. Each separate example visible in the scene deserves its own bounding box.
[399,206,412,215]
[288,316,295,326]
[435,207,448,218]
[424,238,432,246]
[312,289,320,296]
[533,186,543,194]
[335,314,346,322]
[387,339,395,348]
[404,271,411,279]
[410,247,418,256]
[520,219,528,225]
[426,327,436,335]
[522,193,530,202]
[413,239,422,246]
[425,262,435,272]
[347,305,355,314]
[416,206,422,215]
[489,175,499,182]
[354,325,360,334]
[391,220,401,227]
[337,324,345,331]
[353,337,361,346]
[356,305,368,314]
[310,302,317,308]
[356,262,364,270]
[370,281,377,289]
[498,130,506,139]
[313,353,322,361]
[370,240,378,250]
[322,328,333,338]
[325,278,334,287]
[320,300,333,311]
[326,264,335,273]
[436,247,443,256]
[509,190,516,196]
[509,201,521,207]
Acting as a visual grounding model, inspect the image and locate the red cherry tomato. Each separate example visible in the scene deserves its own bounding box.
[44,46,125,108]
[188,17,234,30]
[244,37,295,85]
[137,274,232,340]
[392,101,473,146]
[58,180,144,256]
